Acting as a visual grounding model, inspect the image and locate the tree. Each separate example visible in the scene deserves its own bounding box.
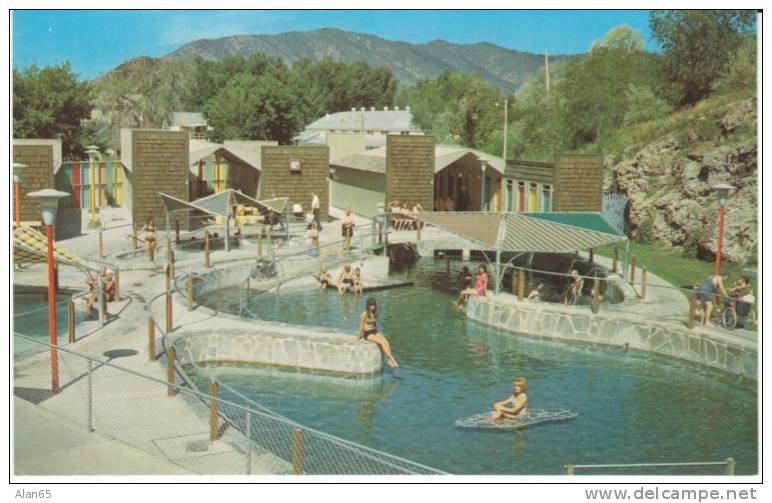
[591,24,644,52]
[203,73,299,143]
[650,10,756,105]
[13,62,93,158]
[623,84,672,126]
[712,35,757,95]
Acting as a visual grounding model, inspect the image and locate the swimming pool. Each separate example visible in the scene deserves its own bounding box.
[14,291,87,355]
[196,259,758,475]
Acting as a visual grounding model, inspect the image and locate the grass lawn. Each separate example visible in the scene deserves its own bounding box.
[595,242,756,298]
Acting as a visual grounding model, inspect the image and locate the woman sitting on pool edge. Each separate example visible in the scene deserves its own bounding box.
[317,266,333,289]
[358,297,398,368]
[454,264,488,308]
[491,377,528,419]
[337,263,356,293]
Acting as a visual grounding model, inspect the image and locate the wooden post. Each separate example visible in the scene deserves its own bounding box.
[517,269,525,301]
[209,380,219,441]
[132,226,138,251]
[166,346,177,396]
[114,269,120,300]
[257,231,263,260]
[267,227,272,256]
[592,278,600,314]
[630,256,637,285]
[612,247,618,273]
[187,273,194,311]
[565,464,576,475]
[416,220,422,241]
[165,293,173,333]
[175,219,180,244]
[589,248,594,264]
[148,317,156,361]
[724,457,735,476]
[204,230,210,268]
[165,264,171,294]
[688,286,697,329]
[292,428,304,475]
[345,226,352,252]
[67,300,75,343]
[641,268,648,300]
[98,230,104,258]
[512,269,517,295]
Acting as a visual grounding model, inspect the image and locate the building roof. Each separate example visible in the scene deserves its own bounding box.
[331,144,505,175]
[171,112,208,127]
[189,140,265,172]
[304,110,421,133]
[406,211,625,253]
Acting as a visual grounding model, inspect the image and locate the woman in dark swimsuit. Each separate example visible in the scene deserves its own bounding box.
[358,297,398,368]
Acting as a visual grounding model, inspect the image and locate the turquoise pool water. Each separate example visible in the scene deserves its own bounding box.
[196,259,758,475]
[14,292,87,354]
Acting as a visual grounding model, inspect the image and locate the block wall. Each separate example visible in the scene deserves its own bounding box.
[260,146,330,218]
[12,142,57,222]
[553,154,603,212]
[385,135,435,210]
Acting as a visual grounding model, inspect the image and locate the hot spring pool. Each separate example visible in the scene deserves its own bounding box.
[195,259,757,475]
[13,291,88,355]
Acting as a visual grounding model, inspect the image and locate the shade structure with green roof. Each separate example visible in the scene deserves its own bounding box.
[405,211,628,293]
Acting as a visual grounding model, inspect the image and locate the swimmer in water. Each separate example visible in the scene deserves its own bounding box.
[491,377,528,419]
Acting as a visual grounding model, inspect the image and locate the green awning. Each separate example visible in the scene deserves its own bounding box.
[525,212,623,237]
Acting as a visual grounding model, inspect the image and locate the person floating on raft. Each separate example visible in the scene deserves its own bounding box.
[491,377,528,419]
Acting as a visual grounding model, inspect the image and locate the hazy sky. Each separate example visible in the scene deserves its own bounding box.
[12,10,655,78]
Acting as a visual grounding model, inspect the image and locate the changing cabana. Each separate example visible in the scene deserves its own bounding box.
[159,189,289,252]
[405,211,629,293]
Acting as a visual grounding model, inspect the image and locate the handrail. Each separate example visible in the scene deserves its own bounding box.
[565,458,735,475]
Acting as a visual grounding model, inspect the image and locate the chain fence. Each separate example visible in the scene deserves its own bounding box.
[13,332,445,475]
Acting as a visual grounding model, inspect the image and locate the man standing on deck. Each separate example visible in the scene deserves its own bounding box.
[311,191,321,230]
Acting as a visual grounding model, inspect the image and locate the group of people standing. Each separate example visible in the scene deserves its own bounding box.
[434,187,470,212]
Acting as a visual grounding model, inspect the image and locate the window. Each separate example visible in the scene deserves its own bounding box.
[505,180,514,211]
[529,183,538,212]
[517,181,525,212]
[542,184,552,212]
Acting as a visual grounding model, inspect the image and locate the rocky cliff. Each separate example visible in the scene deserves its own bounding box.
[608,98,757,264]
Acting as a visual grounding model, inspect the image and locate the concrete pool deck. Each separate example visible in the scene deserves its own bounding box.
[13,207,758,475]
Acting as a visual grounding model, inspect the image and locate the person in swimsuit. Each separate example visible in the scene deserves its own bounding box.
[353,267,363,295]
[696,271,729,326]
[567,270,584,305]
[318,265,333,290]
[337,263,356,294]
[358,297,398,368]
[491,377,529,419]
[528,283,544,301]
[455,264,488,308]
[139,218,157,262]
[83,265,107,316]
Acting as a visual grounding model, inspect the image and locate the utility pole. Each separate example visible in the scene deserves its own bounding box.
[502,98,508,162]
[545,50,550,93]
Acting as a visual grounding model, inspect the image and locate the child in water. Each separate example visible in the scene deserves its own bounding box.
[491,377,528,419]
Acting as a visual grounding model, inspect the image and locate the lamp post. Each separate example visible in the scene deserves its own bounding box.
[86,147,100,227]
[28,189,70,394]
[480,161,488,212]
[13,162,26,227]
[710,183,736,275]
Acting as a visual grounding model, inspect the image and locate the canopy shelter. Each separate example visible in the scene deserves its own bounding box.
[14,225,96,273]
[405,211,628,293]
[159,189,290,252]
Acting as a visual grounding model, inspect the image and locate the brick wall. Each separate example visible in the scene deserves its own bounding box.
[12,143,56,222]
[385,135,435,209]
[128,130,189,229]
[260,146,330,218]
[553,154,603,212]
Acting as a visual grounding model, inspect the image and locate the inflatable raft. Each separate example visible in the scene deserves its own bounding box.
[455,409,577,431]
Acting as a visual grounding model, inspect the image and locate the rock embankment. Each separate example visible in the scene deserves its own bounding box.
[608,99,757,264]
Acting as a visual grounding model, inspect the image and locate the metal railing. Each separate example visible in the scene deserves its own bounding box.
[134,247,443,475]
[565,459,736,475]
[14,331,444,475]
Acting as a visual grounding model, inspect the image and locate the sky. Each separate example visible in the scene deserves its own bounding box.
[11,10,656,79]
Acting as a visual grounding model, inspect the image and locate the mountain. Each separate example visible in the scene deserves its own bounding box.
[160,28,577,92]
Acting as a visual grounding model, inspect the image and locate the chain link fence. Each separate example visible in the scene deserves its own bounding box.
[13,332,445,475]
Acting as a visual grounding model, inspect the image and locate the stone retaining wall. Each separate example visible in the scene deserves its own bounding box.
[466,296,756,380]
